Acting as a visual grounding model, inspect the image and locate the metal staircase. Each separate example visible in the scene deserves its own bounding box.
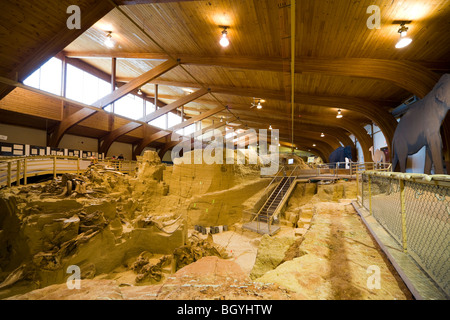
[258,176,295,223]
[243,165,299,235]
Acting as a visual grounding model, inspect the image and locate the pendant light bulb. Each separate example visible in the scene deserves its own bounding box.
[219,27,230,47]
[395,23,412,49]
[105,31,115,48]
[336,109,343,118]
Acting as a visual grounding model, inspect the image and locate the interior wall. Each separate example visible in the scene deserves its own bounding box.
[0,123,46,146]
[0,123,133,159]
[107,142,133,160]
[59,134,98,152]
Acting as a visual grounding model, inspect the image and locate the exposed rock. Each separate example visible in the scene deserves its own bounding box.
[250,235,295,280]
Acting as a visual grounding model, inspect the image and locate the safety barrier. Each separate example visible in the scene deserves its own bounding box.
[358,170,450,296]
[0,156,138,188]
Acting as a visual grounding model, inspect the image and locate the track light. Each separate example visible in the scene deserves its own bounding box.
[219,26,230,47]
[395,23,412,49]
[104,31,114,48]
[336,109,343,118]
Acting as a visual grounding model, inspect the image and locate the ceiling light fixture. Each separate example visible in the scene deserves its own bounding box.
[269,125,272,130]
[313,144,316,147]
[219,26,230,48]
[395,23,412,49]
[137,88,142,95]
[336,109,343,118]
[104,31,115,48]
[251,98,264,109]
[320,132,325,137]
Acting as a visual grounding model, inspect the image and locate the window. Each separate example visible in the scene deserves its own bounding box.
[66,64,110,105]
[114,94,144,120]
[149,115,167,129]
[145,101,156,115]
[168,112,181,128]
[184,123,195,136]
[23,57,62,95]
[24,57,153,122]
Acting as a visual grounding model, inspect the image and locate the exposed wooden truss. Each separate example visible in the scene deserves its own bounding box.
[64,51,440,98]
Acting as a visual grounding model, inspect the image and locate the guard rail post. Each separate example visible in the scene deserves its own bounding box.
[368,173,372,215]
[23,158,27,185]
[7,162,11,187]
[399,178,408,253]
[16,160,20,186]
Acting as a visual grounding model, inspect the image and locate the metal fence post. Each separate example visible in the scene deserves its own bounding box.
[399,178,408,253]
[361,173,364,207]
[368,174,372,215]
[356,169,359,201]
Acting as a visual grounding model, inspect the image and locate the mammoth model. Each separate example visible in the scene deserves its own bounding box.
[392,73,450,174]
[328,145,352,168]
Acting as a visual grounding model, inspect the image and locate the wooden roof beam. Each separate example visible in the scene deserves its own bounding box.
[115,0,199,5]
[99,87,209,154]
[48,59,178,147]
[64,52,440,97]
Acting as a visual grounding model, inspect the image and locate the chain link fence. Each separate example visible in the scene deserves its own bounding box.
[359,171,449,297]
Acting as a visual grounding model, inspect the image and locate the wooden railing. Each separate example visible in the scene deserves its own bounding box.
[0,156,138,188]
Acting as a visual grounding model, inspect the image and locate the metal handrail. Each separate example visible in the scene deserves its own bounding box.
[266,165,299,215]
[264,165,299,233]
[250,165,286,223]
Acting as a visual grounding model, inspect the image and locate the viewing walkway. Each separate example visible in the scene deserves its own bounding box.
[244,162,392,235]
[0,155,137,188]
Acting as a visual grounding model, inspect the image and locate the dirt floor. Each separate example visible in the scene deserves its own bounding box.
[6,198,412,300]
[0,151,413,300]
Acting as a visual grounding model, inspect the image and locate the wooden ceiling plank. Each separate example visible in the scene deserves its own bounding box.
[0,1,115,100]
[115,0,199,5]
[63,52,440,97]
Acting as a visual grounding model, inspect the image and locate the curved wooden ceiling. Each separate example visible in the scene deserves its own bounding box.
[1,0,449,159]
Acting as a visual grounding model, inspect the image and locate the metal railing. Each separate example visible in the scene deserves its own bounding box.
[246,165,300,234]
[358,170,449,297]
[0,155,138,188]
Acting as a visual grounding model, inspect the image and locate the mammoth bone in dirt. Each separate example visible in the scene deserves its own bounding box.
[392,73,450,174]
